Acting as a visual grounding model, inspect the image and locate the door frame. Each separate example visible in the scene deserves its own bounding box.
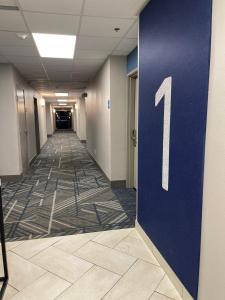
[33,97,41,155]
[127,70,138,188]
[16,88,29,173]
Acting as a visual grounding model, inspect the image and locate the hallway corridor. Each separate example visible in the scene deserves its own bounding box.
[2,132,136,241]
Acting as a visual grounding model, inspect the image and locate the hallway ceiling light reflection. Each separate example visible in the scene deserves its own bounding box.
[55,93,68,97]
[57,99,67,102]
[58,103,68,106]
[32,33,76,59]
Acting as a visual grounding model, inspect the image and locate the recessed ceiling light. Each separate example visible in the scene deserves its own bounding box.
[32,33,76,59]
[57,99,67,102]
[55,93,68,97]
[59,103,67,106]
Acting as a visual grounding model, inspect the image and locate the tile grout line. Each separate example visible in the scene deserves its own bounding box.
[100,257,139,299]
[10,237,65,260]
[82,239,162,268]
[53,265,100,300]
[148,274,166,300]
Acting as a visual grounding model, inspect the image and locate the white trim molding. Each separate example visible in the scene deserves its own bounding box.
[135,220,193,300]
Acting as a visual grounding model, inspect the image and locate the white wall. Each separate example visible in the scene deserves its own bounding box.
[13,68,47,156]
[37,98,47,149]
[110,56,127,181]
[198,1,225,299]
[72,104,76,132]
[76,99,87,141]
[86,59,111,178]
[46,103,54,136]
[86,56,127,181]
[0,65,21,175]
[0,64,47,176]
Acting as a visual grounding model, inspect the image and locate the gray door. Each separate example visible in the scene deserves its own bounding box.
[17,88,28,172]
[34,97,41,154]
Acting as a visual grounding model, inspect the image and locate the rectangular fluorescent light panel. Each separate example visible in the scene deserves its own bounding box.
[55,93,68,97]
[59,103,67,106]
[57,99,67,102]
[32,33,76,59]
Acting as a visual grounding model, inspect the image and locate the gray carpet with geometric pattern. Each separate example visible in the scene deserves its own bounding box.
[1,132,136,241]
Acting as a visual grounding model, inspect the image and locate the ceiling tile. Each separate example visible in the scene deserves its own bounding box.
[0,10,27,31]
[0,31,33,46]
[73,59,103,73]
[45,64,73,72]
[24,12,80,34]
[74,49,109,60]
[71,82,87,89]
[84,0,147,18]
[23,74,47,81]
[126,21,138,38]
[42,58,73,72]
[74,58,104,67]
[0,56,8,63]
[42,58,73,66]
[0,45,38,56]
[5,55,41,64]
[48,71,72,81]
[77,36,120,51]
[112,50,129,56]
[80,16,134,37]
[18,0,83,15]
[14,62,45,73]
[0,0,17,6]
[116,38,137,52]
[72,73,90,81]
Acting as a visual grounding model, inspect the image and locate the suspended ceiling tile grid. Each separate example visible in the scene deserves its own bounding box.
[0,0,147,96]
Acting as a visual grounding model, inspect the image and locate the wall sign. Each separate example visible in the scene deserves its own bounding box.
[155,77,172,191]
[107,99,111,109]
[138,0,212,298]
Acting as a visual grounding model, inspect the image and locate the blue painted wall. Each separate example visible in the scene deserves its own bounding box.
[138,0,212,298]
[127,47,138,74]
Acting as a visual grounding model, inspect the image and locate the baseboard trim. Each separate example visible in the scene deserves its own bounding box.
[88,151,110,182]
[135,220,193,300]
[0,174,22,182]
[110,180,126,188]
[29,154,38,165]
[87,151,126,188]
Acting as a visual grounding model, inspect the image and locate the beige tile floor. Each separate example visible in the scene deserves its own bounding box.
[0,229,183,300]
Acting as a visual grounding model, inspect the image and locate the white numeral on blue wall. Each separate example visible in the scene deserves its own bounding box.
[155,77,172,191]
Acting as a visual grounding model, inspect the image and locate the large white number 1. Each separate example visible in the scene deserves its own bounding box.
[155,77,172,191]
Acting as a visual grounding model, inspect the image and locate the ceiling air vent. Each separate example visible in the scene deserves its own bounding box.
[0,5,19,10]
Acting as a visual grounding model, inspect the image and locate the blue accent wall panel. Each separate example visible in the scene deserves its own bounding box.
[138,1,212,298]
[127,47,138,74]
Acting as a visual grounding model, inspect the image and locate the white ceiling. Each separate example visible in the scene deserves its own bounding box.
[0,0,148,99]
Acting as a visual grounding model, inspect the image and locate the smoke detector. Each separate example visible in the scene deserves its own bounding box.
[16,33,29,40]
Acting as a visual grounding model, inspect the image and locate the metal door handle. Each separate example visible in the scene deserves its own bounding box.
[131,129,137,147]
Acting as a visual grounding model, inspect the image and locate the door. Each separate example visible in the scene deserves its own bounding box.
[127,73,138,189]
[133,77,138,189]
[34,98,41,154]
[17,89,28,172]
